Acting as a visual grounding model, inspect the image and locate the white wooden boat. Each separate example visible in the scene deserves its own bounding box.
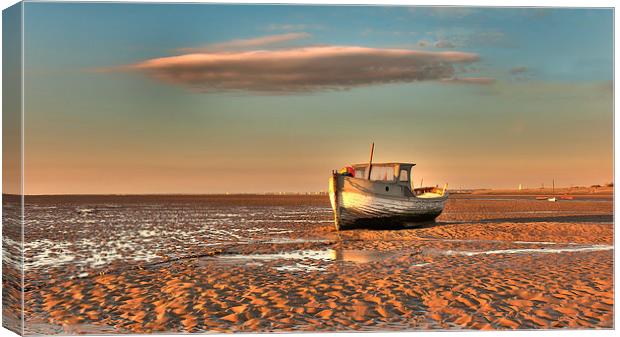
[328,145,448,230]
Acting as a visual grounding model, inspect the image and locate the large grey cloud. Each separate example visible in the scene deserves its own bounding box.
[119,44,489,93]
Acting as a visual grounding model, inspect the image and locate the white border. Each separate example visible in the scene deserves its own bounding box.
[0,1,616,337]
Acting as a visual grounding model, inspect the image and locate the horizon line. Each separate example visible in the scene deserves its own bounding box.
[3,185,613,197]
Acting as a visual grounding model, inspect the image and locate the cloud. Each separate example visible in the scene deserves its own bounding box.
[178,33,311,52]
[509,66,529,75]
[441,77,496,85]
[434,40,455,48]
[118,45,486,93]
[428,28,509,49]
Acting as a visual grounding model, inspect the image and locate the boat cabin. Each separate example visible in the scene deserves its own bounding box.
[346,163,417,197]
[345,162,444,199]
[351,163,415,185]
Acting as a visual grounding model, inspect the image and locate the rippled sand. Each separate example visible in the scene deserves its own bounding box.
[2,194,613,334]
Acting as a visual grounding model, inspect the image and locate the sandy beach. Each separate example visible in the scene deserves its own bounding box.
[2,192,614,334]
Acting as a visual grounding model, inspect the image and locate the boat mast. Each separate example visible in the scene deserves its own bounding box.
[366,142,374,180]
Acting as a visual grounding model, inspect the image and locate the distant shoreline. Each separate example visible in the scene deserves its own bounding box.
[4,192,329,197]
[2,186,613,198]
[469,186,613,196]
[2,186,614,199]
[3,194,331,206]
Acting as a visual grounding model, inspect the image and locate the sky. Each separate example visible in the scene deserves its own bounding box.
[13,3,614,194]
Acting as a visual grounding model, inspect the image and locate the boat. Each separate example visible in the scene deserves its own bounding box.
[328,144,448,230]
[536,196,559,202]
[548,180,557,202]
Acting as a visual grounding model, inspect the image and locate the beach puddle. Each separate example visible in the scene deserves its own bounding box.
[212,249,398,271]
[274,263,327,272]
[24,319,127,335]
[331,249,397,263]
[261,238,330,244]
[443,244,613,256]
[218,249,394,262]
[419,239,613,258]
[218,250,334,261]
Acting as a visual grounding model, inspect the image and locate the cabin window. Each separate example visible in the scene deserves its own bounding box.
[355,168,366,178]
[399,169,409,182]
[370,166,395,181]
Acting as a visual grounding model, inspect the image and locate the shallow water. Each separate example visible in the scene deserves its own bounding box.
[20,201,333,275]
[218,248,397,262]
[443,244,613,256]
[212,241,614,272]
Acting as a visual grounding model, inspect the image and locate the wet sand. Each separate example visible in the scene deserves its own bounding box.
[3,193,614,334]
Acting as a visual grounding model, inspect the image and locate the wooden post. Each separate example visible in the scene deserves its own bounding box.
[331,171,341,230]
[366,142,374,180]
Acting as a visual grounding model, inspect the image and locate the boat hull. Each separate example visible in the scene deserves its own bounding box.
[329,175,447,230]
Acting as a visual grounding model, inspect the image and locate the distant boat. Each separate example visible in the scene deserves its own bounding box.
[549,179,557,202]
[536,196,560,202]
[328,144,448,230]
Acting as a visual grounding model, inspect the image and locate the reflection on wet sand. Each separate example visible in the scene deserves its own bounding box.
[218,248,395,264]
